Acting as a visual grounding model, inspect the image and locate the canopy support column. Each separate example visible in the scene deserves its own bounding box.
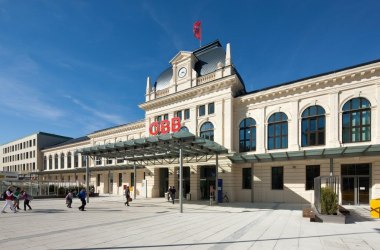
[134,162,137,200]
[179,148,183,213]
[86,158,89,203]
[215,153,219,205]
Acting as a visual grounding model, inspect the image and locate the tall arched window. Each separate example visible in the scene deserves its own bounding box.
[200,122,214,141]
[342,97,371,143]
[74,152,79,168]
[44,156,47,170]
[60,153,65,169]
[239,118,256,152]
[301,105,325,147]
[67,152,72,169]
[180,126,189,132]
[54,154,59,169]
[49,155,53,170]
[268,112,288,150]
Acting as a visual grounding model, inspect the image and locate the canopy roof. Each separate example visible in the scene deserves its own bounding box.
[77,131,228,166]
[228,144,380,163]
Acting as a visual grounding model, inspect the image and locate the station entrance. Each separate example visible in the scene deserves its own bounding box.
[200,166,216,200]
[341,164,370,205]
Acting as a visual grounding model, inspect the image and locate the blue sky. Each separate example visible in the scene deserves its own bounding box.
[0,0,379,144]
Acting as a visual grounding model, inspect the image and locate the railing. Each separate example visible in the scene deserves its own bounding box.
[314,176,339,213]
[197,72,216,85]
[155,87,169,98]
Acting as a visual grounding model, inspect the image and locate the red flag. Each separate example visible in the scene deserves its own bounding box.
[193,21,201,40]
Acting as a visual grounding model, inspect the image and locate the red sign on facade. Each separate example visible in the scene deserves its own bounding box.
[149,117,181,136]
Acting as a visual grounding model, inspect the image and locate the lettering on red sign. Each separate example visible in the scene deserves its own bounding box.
[149,118,182,135]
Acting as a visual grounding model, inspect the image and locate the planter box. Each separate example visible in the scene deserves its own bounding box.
[313,207,347,224]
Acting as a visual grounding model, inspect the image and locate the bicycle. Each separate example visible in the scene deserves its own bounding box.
[223,192,229,203]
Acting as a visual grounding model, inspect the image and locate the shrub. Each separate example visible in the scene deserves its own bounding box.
[321,187,338,215]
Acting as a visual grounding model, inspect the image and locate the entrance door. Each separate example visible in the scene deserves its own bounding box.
[159,168,169,197]
[341,164,370,205]
[200,166,216,200]
[177,167,190,198]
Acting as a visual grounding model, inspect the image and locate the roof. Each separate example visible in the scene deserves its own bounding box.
[154,40,226,91]
[1,131,72,146]
[77,131,228,166]
[43,136,90,150]
[241,58,380,97]
[228,144,380,163]
[90,119,145,134]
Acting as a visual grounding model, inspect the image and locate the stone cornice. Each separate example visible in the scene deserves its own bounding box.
[88,120,146,138]
[41,140,90,153]
[139,75,241,111]
[237,62,380,105]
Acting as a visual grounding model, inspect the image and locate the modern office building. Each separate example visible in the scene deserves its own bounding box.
[4,40,380,205]
[0,132,72,176]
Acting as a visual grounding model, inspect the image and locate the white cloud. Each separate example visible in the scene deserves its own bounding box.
[0,78,65,120]
[64,95,126,125]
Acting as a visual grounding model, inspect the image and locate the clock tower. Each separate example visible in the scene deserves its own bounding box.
[168,51,198,93]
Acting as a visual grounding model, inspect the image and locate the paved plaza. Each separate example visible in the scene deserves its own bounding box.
[0,196,380,250]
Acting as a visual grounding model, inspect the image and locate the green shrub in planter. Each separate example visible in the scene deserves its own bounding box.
[321,187,338,215]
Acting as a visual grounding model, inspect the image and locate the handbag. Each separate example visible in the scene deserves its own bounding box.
[128,197,132,202]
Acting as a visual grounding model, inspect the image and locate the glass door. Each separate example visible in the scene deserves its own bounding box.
[342,177,355,205]
[200,166,216,200]
[358,177,369,205]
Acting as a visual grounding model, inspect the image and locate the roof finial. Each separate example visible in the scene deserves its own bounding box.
[146,77,151,94]
[225,43,232,66]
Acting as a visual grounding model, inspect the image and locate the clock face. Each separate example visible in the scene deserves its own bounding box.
[178,67,187,78]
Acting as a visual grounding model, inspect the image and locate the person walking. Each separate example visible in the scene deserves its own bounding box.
[1,186,17,213]
[13,187,21,210]
[65,190,73,208]
[78,188,87,211]
[124,185,130,206]
[21,190,32,210]
[167,186,171,201]
[171,186,176,204]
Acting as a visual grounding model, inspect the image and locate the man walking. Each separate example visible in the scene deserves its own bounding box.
[1,186,17,213]
[171,186,176,204]
[124,185,130,206]
[78,188,87,211]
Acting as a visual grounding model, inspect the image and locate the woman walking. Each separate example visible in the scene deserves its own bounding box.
[1,186,17,213]
[21,190,32,210]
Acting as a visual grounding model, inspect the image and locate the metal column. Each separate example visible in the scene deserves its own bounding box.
[215,153,219,205]
[179,148,183,213]
[134,162,137,200]
[86,161,89,203]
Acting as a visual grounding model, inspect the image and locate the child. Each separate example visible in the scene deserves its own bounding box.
[21,190,32,210]
[65,190,73,208]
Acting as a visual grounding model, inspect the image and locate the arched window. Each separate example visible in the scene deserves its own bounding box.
[342,97,371,143]
[301,105,325,147]
[49,155,53,170]
[74,152,79,168]
[82,155,87,167]
[67,152,72,169]
[239,118,256,152]
[60,153,65,169]
[268,112,288,150]
[54,154,59,169]
[200,122,214,141]
[44,156,47,170]
[180,126,189,132]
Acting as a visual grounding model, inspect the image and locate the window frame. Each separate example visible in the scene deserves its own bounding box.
[242,168,252,189]
[301,105,326,147]
[268,112,288,150]
[306,165,320,190]
[199,105,206,117]
[271,166,284,190]
[239,118,256,152]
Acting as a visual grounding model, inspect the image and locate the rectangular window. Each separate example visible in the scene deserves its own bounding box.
[118,173,122,187]
[208,102,215,114]
[306,165,320,190]
[84,174,86,181]
[33,139,36,146]
[163,114,169,120]
[184,109,190,120]
[107,158,113,165]
[117,158,124,164]
[176,110,182,120]
[271,166,284,190]
[96,157,101,165]
[82,155,87,167]
[199,105,205,116]
[242,168,252,189]
[97,174,100,186]
[131,173,135,187]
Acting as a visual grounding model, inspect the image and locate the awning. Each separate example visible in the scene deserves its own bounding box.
[77,131,228,166]
[33,164,145,175]
[228,144,380,163]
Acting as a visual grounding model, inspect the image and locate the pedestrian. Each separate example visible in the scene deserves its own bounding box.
[1,186,17,213]
[78,188,87,211]
[66,190,73,208]
[13,187,21,210]
[124,185,130,206]
[171,186,176,204]
[167,186,171,201]
[21,190,32,210]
